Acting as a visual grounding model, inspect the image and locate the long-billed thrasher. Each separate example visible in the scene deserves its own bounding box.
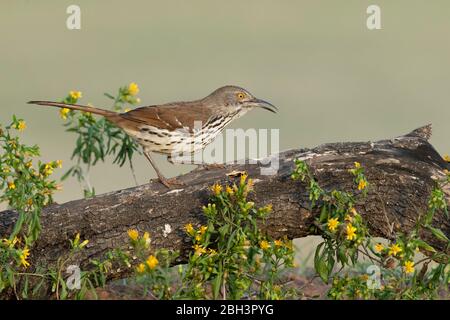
[28,85,277,188]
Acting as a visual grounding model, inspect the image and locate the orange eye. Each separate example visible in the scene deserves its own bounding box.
[237,93,245,100]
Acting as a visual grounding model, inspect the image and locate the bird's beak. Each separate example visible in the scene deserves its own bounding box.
[246,98,278,113]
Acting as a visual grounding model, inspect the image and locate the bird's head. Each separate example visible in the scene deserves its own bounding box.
[203,85,277,115]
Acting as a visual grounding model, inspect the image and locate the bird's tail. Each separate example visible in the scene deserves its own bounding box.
[27,101,116,118]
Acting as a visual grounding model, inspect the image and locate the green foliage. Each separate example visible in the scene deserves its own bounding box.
[59,85,141,197]
[126,175,296,300]
[292,159,450,299]
[0,116,60,295]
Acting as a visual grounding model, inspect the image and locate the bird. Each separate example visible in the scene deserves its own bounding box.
[28,85,277,188]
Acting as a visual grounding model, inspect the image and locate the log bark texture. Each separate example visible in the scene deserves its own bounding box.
[0,125,449,282]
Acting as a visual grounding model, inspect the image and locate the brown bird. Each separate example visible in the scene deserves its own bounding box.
[28,85,277,188]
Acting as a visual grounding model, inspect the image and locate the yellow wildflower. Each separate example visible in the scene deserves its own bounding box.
[345,214,353,222]
[444,154,450,162]
[25,161,32,168]
[374,243,384,253]
[358,179,367,191]
[260,240,270,250]
[2,166,10,173]
[211,183,222,195]
[349,207,357,215]
[43,163,53,176]
[16,120,26,131]
[60,108,70,120]
[199,226,207,235]
[8,181,16,190]
[225,186,234,195]
[56,160,63,168]
[388,244,402,256]
[26,198,33,206]
[354,162,361,168]
[240,172,248,185]
[127,229,139,241]
[193,244,207,256]
[208,248,217,255]
[128,82,139,96]
[19,247,30,268]
[136,263,146,273]
[274,239,283,247]
[184,223,195,236]
[195,234,202,242]
[403,260,415,274]
[146,255,159,269]
[69,91,82,100]
[346,223,357,241]
[327,217,339,232]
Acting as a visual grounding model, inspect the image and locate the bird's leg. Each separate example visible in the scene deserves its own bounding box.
[144,152,184,188]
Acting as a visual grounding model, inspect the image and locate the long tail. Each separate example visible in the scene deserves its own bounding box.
[27,101,116,118]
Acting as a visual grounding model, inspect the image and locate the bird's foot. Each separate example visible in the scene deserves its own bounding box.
[157,177,185,189]
[201,163,226,170]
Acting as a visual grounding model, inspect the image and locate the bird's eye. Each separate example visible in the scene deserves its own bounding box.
[237,93,245,100]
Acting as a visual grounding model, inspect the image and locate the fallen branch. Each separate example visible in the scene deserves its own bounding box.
[0,125,449,286]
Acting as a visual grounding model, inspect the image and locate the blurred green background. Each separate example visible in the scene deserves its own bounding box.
[1,0,449,206]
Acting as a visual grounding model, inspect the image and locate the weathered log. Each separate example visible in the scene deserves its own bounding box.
[0,125,449,284]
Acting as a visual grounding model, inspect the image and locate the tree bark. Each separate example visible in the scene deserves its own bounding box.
[0,125,449,285]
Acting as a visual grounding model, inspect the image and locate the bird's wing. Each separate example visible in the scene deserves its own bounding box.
[117,102,212,132]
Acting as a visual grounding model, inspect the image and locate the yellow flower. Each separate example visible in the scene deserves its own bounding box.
[199,226,207,235]
[444,154,450,162]
[240,173,248,185]
[60,108,70,120]
[374,243,384,253]
[25,161,32,168]
[69,91,82,100]
[211,183,222,195]
[8,181,16,190]
[225,186,234,195]
[349,207,357,215]
[274,239,283,247]
[346,223,357,241]
[345,214,353,222]
[327,217,339,232]
[26,198,33,206]
[388,244,402,256]
[195,234,202,242]
[43,163,53,176]
[146,255,158,269]
[127,229,139,241]
[184,223,195,236]
[136,263,146,273]
[208,248,217,255]
[354,162,361,168]
[16,120,26,131]
[260,240,270,250]
[358,179,367,191]
[403,260,415,274]
[128,82,139,96]
[56,160,63,168]
[19,247,30,268]
[2,166,10,173]
[193,244,207,256]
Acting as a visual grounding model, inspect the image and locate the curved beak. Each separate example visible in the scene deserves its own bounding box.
[246,98,278,113]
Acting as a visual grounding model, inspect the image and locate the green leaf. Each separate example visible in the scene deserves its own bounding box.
[415,239,437,253]
[427,226,449,242]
